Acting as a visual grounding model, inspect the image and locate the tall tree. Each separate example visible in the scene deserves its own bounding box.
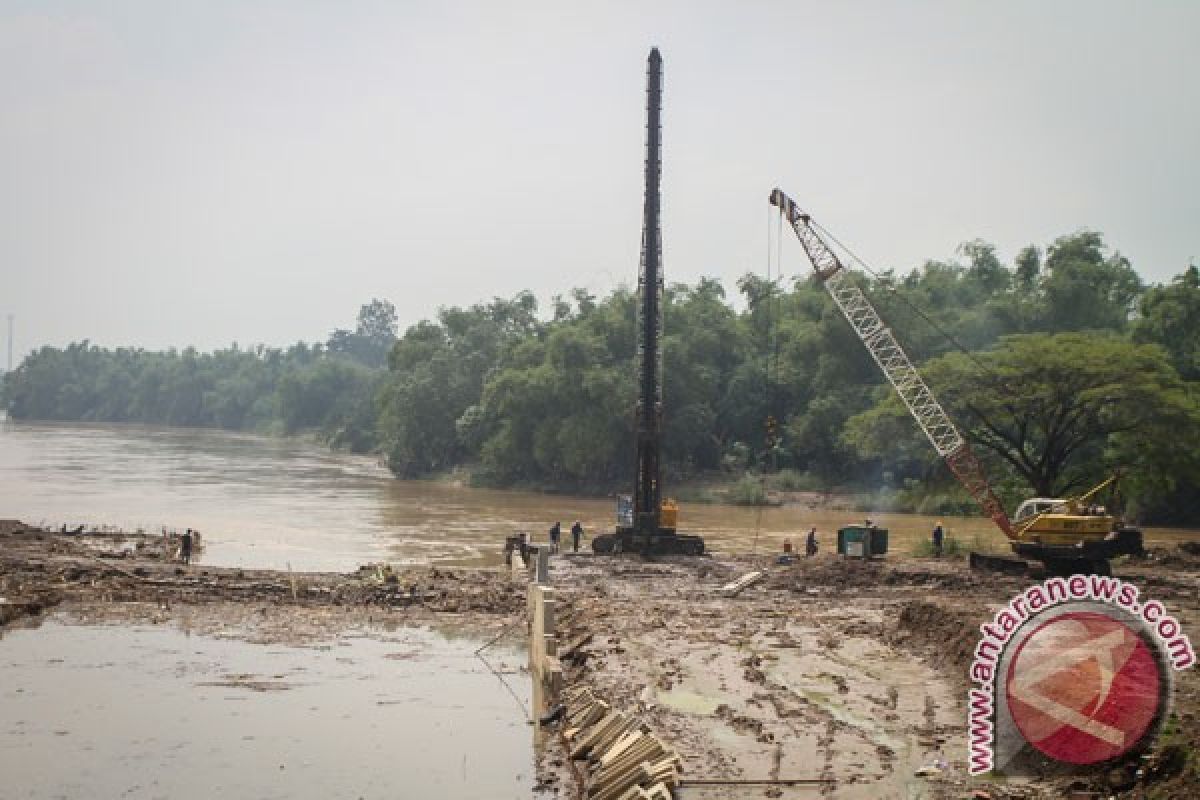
[845,333,1199,498]
[1133,265,1200,381]
[1040,231,1143,332]
[327,299,399,367]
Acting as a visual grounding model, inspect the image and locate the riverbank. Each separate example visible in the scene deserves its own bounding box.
[5,519,1199,798]
[0,520,544,798]
[0,520,525,635]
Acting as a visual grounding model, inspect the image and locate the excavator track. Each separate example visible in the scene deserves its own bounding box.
[968,551,1030,576]
[969,551,1114,577]
[968,528,1143,576]
[592,531,705,556]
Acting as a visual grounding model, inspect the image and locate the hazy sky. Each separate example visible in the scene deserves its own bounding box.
[3,1,1198,357]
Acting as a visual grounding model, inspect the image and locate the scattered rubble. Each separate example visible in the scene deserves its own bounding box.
[0,520,526,644]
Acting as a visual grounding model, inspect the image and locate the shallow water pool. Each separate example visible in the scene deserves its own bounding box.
[0,618,533,799]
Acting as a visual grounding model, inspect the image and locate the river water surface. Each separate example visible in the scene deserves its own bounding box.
[2,420,1195,571]
[0,618,532,799]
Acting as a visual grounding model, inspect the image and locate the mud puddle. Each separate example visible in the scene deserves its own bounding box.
[0,617,534,799]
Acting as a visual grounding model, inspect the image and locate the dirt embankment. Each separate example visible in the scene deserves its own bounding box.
[0,520,525,642]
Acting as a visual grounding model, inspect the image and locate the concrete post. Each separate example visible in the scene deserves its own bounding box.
[527,576,562,695]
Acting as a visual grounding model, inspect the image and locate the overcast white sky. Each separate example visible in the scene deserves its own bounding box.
[2,1,1197,357]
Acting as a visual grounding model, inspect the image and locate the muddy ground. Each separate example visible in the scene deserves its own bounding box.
[3,519,1199,799]
[542,547,1200,800]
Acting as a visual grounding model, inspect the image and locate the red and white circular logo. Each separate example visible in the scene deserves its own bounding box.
[1005,611,1165,765]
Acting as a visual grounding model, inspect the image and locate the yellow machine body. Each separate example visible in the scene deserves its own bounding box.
[659,499,678,530]
[1011,476,1123,546]
[1016,511,1115,546]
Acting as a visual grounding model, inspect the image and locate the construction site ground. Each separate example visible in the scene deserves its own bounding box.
[544,549,1200,800]
[2,520,1198,799]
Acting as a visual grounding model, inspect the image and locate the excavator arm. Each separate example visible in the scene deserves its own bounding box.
[769,188,1015,539]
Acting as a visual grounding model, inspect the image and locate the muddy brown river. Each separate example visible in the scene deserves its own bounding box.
[1,420,1195,572]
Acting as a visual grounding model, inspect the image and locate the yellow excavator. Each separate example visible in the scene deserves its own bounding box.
[1002,475,1143,575]
[769,188,1143,575]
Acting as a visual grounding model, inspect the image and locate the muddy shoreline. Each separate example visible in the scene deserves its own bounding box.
[3,519,1199,799]
[0,519,526,636]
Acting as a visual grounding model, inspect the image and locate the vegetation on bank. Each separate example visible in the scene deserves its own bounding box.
[4,233,1200,524]
[911,535,973,558]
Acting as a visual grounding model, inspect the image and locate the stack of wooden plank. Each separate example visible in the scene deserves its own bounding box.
[718,570,764,597]
[559,686,683,800]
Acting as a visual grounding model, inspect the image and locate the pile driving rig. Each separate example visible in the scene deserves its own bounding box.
[592,49,704,557]
[769,188,1142,575]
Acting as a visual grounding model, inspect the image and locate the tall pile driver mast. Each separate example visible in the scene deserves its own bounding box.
[592,49,703,556]
[634,47,665,535]
[768,189,1016,539]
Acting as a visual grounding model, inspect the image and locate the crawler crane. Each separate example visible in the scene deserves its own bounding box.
[769,188,1142,575]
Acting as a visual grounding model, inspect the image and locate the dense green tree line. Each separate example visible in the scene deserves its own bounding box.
[4,236,1199,523]
[2,300,398,451]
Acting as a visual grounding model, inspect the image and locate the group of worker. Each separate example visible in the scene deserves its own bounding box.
[791,520,946,558]
[547,520,586,553]
[781,527,821,560]
[504,521,585,566]
[531,519,948,558]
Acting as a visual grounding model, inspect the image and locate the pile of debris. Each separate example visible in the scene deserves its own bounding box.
[0,523,527,629]
[560,685,682,800]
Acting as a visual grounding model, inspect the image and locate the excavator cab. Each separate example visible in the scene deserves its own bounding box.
[1013,498,1067,523]
[616,495,634,528]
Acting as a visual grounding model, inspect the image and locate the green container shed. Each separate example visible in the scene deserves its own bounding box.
[836,525,889,558]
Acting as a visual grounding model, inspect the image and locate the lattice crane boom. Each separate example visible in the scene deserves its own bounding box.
[769,188,1015,539]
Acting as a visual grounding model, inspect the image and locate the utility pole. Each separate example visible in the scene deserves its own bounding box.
[6,314,11,373]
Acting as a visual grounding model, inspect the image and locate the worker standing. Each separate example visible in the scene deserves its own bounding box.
[805,526,818,557]
[549,521,562,554]
[932,522,944,558]
[180,528,194,566]
[570,521,584,552]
